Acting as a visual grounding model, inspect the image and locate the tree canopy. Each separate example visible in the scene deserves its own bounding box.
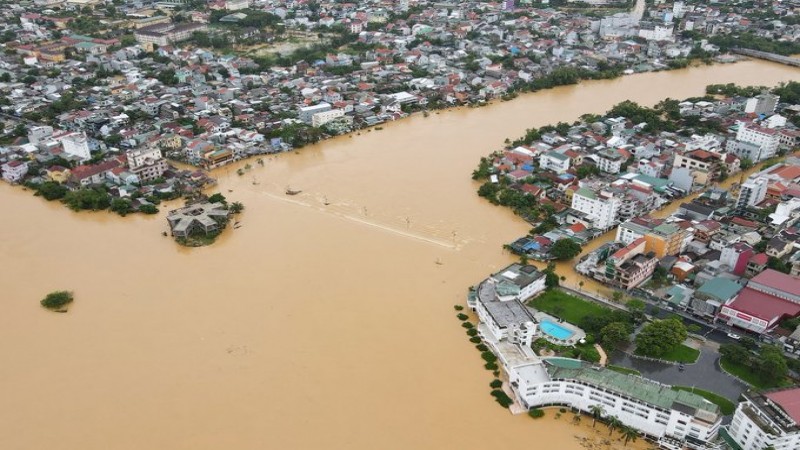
[635,318,687,358]
[550,238,582,260]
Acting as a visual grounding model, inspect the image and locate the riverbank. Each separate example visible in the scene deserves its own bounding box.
[1,60,797,450]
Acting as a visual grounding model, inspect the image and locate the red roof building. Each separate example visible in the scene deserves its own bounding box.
[718,269,800,334]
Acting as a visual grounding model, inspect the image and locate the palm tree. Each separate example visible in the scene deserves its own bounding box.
[589,405,604,428]
[620,425,639,446]
[572,414,582,425]
[607,416,622,436]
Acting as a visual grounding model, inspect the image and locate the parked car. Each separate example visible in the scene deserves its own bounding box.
[727,333,741,340]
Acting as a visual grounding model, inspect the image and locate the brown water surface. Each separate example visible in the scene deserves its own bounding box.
[1,60,797,450]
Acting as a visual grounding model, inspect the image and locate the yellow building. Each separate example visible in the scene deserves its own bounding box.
[616,217,687,258]
[159,134,183,150]
[45,166,71,184]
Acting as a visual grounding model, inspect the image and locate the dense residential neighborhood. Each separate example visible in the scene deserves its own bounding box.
[1,0,800,214]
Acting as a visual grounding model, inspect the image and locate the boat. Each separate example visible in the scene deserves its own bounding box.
[285,186,302,196]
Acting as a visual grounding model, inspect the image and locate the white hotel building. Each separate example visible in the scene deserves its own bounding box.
[726,388,800,450]
[473,270,722,449]
[471,264,546,347]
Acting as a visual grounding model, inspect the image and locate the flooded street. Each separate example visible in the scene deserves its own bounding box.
[0,60,798,450]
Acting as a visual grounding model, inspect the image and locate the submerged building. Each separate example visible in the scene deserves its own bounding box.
[166,202,230,238]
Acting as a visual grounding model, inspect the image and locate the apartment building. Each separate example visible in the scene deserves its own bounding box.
[571,187,621,230]
[615,216,686,257]
[727,387,800,450]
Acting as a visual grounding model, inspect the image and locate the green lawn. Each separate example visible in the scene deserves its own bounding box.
[658,344,700,364]
[671,386,736,415]
[607,365,641,376]
[720,357,792,390]
[528,290,612,326]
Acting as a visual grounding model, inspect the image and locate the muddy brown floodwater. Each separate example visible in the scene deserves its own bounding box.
[1,60,798,450]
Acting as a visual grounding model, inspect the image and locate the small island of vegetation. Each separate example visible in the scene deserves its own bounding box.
[40,290,74,312]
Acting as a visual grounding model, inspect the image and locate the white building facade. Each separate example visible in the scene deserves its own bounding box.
[571,187,621,230]
[727,388,800,450]
[736,123,781,161]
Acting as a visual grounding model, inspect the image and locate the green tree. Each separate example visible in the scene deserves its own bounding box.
[62,188,111,211]
[606,415,622,436]
[35,181,68,200]
[543,263,560,289]
[626,299,646,323]
[757,345,788,384]
[110,198,133,216]
[550,238,581,260]
[229,201,244,213]
[601,322,632,349]
[635,318,688,358]
[620,425,639,446]
[208,193,227,204]
[589,405,604,428]
[13,123,27,137]
[139,204,158,214]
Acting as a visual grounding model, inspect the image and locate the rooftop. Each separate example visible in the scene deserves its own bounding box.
[749,269,800,298]
[764,387,800,425]
[547,361,720,420]
[726,287,800,322]
[697,277,743,301]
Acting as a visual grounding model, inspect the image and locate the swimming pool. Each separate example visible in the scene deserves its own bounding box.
[539,320,575,341]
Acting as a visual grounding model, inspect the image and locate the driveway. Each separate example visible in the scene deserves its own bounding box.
[608,343,748,403]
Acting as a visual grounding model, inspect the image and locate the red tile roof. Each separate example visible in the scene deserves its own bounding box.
[765,387,800,424]
[749,253,768,266]
[769,165,800,182]
[726,287,800,322]
[750,269,800,297]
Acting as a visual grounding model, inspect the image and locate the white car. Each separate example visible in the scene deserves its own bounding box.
[727,333,741,340]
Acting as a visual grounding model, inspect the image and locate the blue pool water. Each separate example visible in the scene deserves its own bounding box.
[540,320,575,340]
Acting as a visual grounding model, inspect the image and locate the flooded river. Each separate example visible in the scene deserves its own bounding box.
[1,60,798,450]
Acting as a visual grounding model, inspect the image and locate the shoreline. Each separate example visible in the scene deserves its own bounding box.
[0,53,781,221]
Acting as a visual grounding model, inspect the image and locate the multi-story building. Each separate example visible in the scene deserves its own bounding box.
[472,264,545,346]
[734,123,781,161]
[719,242,754,276]
[571,187,621,230]
[298,102,332,124]
[744,93,779,115]
[727,387,800,450]
[225,0,250,10]
[311,109,344,127]
[538,151,571,174]
[513,359,722,445]
[135,23,208,47]
[126,147,168,183]
[736,177,768,211]
[595,148,624,174]
[1,160,29,183]
[604,237,658,290]
[673,150,721,186]
[58,131,91,161]
[615,216,686,258]
[638,22,674,41]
